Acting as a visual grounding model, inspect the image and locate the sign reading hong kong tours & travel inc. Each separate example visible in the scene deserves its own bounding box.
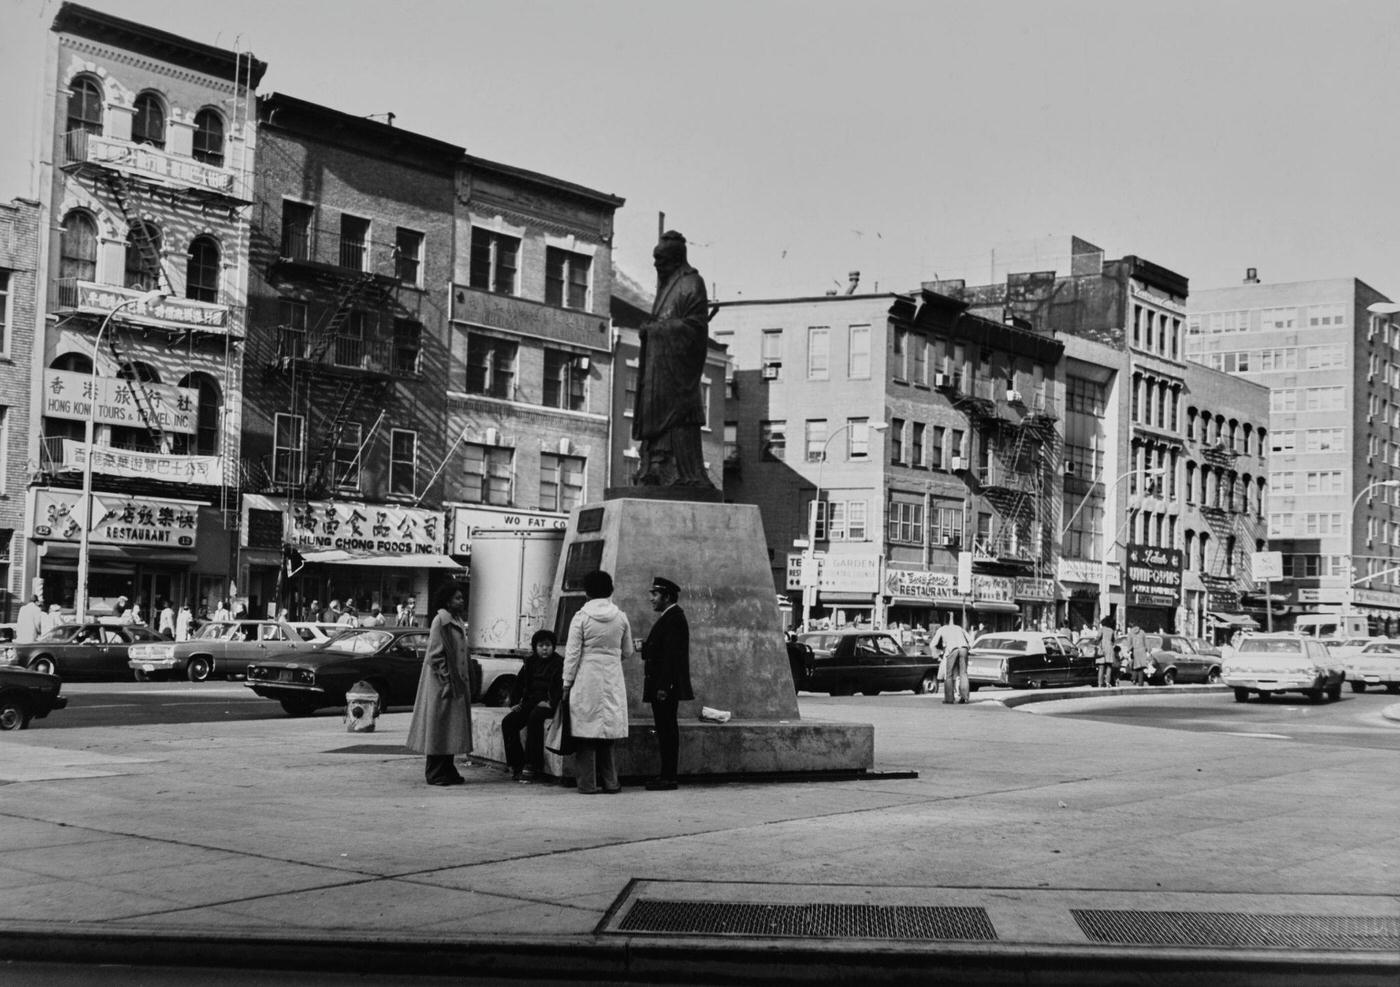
[286,500,445,555]
[43,369,199,433]
[32,488,201,548]
[1124,545,1183,608]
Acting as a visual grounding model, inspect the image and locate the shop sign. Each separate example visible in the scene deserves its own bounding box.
[452,505,567,552]
[287,500,444,555]
[973,574,1017,604]
[59,440,222,483]
[1014,577,1054,602]
[43,369,199,434]
[819,554,880,594]
[884,568,961,600]
[1057,558,1121,587]
[1202,575,1239,611]
[1355,587,1400,607]
[32,488,200,548]
[69,281,230,330]
[1125,544,1183,608]
[84,134,236,193]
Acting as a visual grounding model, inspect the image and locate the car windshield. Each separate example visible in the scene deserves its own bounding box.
[1236,639,1305,655]
[798,634,843,652]
[331,629,393,655]
[194,622,234,640]
[974,636,1028,652]
[1361,641,1400,654]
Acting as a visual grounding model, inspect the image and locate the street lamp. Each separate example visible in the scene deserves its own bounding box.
[75,288,167,621]
[1342,478,1400,630]
[799,420,887,630]
[1094,466,1166,623]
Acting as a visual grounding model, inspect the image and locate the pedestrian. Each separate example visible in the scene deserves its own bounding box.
[405,585,472,786]
[158,599,176,640]
[931,615,972,704]
[362,604,386,627]
[561,570,633,795]
[1096,615,1117,688]
[1222,629,1243,664]
[501,629,563,782]
[640,575,694,791]
[1127,621,1150,686]
[307,599,321,623]
[128,597,145,625]
[322,599,340,624]
[213,598,231,622]
[176,602,193,642]
[113,595,130,621]
[16,593,45,643]
[43,604,65,634]
[338,604,358,627]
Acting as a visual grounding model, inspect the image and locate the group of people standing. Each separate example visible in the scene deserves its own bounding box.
[404,571,693,794]
[1095,616,1163,686]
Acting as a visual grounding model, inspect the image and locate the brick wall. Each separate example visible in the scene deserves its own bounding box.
[0,199,40,616]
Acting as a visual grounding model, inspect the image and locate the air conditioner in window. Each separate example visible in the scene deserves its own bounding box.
[574,355,591,372]
[943,535,959,547]
[1063,461,1076,476]
[1006,388,1023,403]
[558,437,571,455]
[950,455,966,472]
[761,364,780,380]
[934,372,950,388]
[484,427,499,446]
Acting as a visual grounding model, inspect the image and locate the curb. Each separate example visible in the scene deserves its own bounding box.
[977,683,1229,709]
[1382,703,1400,723]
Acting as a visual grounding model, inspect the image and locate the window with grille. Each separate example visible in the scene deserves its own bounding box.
[192,108,224,166]
[132,92,165,148]
[465,333,517,399]
[340,214,369,271]
[469,228,519,294]
[395,228,423,286]
[186,237,219,302]
[334,310,367,368]
[463,443,512,505]
[274,413,304,485]
[67,76,103,135]
[545,247,590,309]
[544,349,587,411]
[540,452,585,512]
[281,201,313,261]
[393,319,422,375]
[390,429,417,496]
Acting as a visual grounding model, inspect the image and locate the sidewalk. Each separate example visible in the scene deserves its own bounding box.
[1,685,1396,985]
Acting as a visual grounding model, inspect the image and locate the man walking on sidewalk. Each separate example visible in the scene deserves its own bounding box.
[641,576,693,790]
[931,616,972,704]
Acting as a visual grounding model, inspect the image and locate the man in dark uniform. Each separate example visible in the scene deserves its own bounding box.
[641,576,694,791]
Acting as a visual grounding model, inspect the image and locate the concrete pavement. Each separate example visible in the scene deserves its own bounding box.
[0,684,1397,985]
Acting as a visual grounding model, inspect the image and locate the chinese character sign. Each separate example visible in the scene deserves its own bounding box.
[44,370,198,434]
[285,501,445,555]
[32,488,201,548]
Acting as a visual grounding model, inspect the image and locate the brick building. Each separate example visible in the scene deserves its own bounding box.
[0,199,41,620]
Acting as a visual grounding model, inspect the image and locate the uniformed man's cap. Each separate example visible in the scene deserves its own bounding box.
[651,576,681,596]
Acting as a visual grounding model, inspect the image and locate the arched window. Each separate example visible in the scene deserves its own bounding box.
[186,236,220,302]
[192,108,225,167]
[175,372,221,456]
[60,211,98,283]
[132,92,166,148]
[111,363,162,453]
[66,75,103,135]
[125,222,162,291]
[50,352,93,373]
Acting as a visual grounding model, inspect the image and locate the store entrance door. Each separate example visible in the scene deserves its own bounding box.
[139,570,180,619]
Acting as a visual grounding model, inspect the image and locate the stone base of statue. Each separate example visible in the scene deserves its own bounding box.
[470,498,874,778]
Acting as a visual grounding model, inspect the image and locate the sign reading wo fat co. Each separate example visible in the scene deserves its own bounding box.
[1124,545,1183,608]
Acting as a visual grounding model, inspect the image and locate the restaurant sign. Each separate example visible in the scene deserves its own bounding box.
[32,488,200,548]
[287,500,444,555]
[44,368,199,433]
[884,568,961,600]
[972,574,1017,603]
[1125,544,1183,608]
[452,505,568,553]
[1014,577,1055,602]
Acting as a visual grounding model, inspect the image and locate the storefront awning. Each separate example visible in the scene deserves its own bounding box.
[1182,571,1207,593]
[971,601,1021,614]
[1209,611,1260,630]
[301,550,466,570]
[38,542,199,565]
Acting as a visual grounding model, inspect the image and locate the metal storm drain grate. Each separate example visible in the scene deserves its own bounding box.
[616,900,997,941]
[1072,910,1400,950]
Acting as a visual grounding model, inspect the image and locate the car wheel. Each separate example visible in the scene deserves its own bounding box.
[1233,688,1250,703]
[280,698,317,717]
[829,679,856,697]
[1327,683,1342,702]
[0,695,30,730]
[916,672,937,695]
[31,656,56,677]
[1161,669,1176,686]
[186,656,212,683]
[483,679,513,707]
[1032,679,1048,690]
[1306,688,1326,704]
[1351,681,1366,693]
[1387,684,1400,694]
[1207,668,1222,684]
[133,669,150,683]
[860,687,882,696]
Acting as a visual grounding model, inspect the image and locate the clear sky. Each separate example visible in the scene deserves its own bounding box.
[2,0,1397,301]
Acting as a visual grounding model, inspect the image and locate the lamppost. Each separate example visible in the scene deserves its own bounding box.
[1342,478,1400,630]
[799,420,887,630]
[75,289,167,621]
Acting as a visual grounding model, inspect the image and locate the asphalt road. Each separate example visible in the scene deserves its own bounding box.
[1031,689,1400,751]
[34,680,333,728]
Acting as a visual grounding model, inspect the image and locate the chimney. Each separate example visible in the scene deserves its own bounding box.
[1244,267,1259,284]
[846,270,860,295]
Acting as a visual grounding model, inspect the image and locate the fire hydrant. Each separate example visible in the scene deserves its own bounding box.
[345,681,380,733]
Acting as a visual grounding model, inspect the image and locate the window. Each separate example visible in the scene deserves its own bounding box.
[930,426,945,469]
[124,222,162,291]
[911,334,926,384]
[172,373,221,456]
[0,271,8,352]
[807,327,829,379]
[281,201,313,261]
[1271,431,1296,454]
[893,327,908,379]
[848,418,871,459]
[390,429,417,496]
[60,211,98,283]
[544,349,587,411]
[890,418,905,464]
[761,329,783,377]
[465,333,517,399]
[930,503,964,546]
[847,501,868,541]
[278,299,308,358]
[805,419,828,463]
[723,422,738,465]
[334,422,363,491]
[761,420,786,461]
[340,214,369,271]
[66,75,103,135]
[623,365,638,418]
[848,325,870,378]
[911,422,926,467]
[468,228,516,294]
[1260,307,1296,330]
[888,501,924,544]
[540,452,584,512]
[1066,375,1106,415]
[395,228,423,286]
[463,443,512,505]
[393,319,422,375]
[334,310,368,367]
[132,92,166,148]
[274,413,304,485]
[951,429,965,463]
[545,247,590,309]
[192,108,225,166]
[185,236,219,302]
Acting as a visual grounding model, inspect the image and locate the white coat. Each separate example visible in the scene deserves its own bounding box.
[563,598,633,739]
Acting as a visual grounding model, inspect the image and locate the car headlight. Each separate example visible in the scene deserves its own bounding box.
[0,647,14,664]
[295,669,315,684]
[247,666,266,680]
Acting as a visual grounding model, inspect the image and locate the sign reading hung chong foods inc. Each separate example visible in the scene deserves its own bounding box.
[285,500,444,555]
[1124,545,1184,608]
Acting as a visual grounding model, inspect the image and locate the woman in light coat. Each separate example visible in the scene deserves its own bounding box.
[406,585,472,786]
[563,570,634,794]
[1127,622,1150,687]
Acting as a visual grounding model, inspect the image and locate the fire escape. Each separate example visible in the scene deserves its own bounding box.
[1197,441,1244,603]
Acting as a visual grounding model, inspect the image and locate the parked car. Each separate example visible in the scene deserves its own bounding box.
[2,622,164,680]
[1343,639,1400,693]
[128,619,321,682]
[791,630,938,696]
[1324,637,1375,660]
[1221,633,1345,703]
[245,627,430,716]
[966,631,1093,690]
[469,654,526,707]
[1188,637,1222,660]
[1143,634,1223,685]
[287,622,351,644]
[0,665,67,729]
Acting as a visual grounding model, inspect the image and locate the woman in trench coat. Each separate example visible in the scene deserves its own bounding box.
[562,570,634,794]
[406,585,472,785]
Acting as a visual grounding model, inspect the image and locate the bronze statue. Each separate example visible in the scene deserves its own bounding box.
[632,231,715,489]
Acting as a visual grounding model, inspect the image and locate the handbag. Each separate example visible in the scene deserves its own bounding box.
[544,691,576,756]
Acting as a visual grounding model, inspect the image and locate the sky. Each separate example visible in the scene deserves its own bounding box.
[2,0,1398,301]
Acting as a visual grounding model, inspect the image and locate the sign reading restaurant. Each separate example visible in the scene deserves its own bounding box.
[1125,545,1183,608]
[287,500,444,555]
[32,488,201,548]
[44,369,199,433]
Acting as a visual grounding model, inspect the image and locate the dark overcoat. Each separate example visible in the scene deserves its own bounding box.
[641,605,695,703]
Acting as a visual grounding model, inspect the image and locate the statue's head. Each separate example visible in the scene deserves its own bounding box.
[654,230,688,278]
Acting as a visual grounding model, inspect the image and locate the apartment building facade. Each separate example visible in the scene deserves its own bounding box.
[0,199,41,620]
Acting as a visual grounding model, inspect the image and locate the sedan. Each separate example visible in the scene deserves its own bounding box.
[791,630,938,696]
[1222,634,1345,703]
[966,632,1094,690]
[2,622,164,680]
[244,627,430,716]
[0,665,67,730]
[1144,634,1222,685]
[128,619,319,682]
[1343,639,1400,694]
